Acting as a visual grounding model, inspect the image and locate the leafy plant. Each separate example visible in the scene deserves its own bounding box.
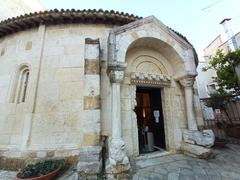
[203,49,240,95]
[18,159,65,179]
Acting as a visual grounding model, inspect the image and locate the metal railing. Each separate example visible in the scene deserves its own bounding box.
[200,95,240,144]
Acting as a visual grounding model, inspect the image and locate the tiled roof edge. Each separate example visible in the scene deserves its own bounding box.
[169,27,199,66]
[0,9,142,38]
[0,9,198,65]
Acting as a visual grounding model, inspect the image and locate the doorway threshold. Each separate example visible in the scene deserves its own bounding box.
[136,150,171,161]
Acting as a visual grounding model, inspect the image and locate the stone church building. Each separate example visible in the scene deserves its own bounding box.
[0,9,213,178]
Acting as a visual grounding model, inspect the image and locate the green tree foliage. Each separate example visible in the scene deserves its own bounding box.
[203,49,240,95]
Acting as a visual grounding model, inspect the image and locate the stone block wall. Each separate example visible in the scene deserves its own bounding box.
[0,24,112,159]
[0,28,40,153]
[30,25,86,151]
[82,38,101,146]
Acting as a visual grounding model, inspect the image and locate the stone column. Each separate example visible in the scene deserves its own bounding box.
[111,73,122,140]
[106,62,130,175]
[180,76,215,157]
[179,76,198,131]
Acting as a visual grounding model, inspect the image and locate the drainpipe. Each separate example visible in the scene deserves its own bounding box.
[220,18,240,83]
[220,18,238,51]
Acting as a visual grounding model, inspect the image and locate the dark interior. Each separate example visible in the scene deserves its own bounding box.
[135,87,166,154]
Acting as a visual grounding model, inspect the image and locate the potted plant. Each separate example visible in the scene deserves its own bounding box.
[16,159,65,180]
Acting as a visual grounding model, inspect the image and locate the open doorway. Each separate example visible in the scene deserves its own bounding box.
[135,87,166,154]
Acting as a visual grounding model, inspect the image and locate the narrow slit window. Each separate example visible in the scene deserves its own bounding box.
[11,65,30,103]
[18,69,29,103]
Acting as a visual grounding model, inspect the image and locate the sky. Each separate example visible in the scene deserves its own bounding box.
[41,0,240,61]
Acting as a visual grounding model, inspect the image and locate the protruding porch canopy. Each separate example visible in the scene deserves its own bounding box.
[108,16,198,80]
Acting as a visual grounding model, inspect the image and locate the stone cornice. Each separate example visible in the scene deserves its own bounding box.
[0,9,142,38]
[108,61,127,72]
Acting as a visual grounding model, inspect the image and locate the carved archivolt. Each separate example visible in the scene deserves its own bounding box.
[130,72,171,87]
[136,61,162,74]
[129,55,171,87]
[132,55,168,75]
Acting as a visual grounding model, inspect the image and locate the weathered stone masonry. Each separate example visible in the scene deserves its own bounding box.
[0,9,213,178]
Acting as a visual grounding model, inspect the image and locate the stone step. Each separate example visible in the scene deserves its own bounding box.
[136,155,175,169]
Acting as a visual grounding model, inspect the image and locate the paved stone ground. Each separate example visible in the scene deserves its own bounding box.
[1,144,240,180]
[133,144,240,180]
[0,170,16,180]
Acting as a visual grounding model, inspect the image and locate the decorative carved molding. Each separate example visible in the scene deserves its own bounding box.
[179,76,195,88]
[109,70,124,83]
[108,61,127,83]
[130,72,171,87]
[131,55,169,75]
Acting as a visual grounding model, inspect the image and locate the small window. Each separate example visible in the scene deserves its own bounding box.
[207,84,216,95]
[10,65,30,103]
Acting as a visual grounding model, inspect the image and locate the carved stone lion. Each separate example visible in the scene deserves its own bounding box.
[183,129,215,148]
[109,138,129,166]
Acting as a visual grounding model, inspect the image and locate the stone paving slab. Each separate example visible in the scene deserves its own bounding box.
[1,144,240,179]
[0,170,16,180]
[133,144,240,180]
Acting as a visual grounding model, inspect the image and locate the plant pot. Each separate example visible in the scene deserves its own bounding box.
[16,166,61,180]
[225,127,240,138]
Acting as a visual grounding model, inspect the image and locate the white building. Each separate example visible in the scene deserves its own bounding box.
[197,19,240,98]
[0,0,45,21]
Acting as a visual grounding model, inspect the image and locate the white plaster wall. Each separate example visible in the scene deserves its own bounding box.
[196,61,216,98]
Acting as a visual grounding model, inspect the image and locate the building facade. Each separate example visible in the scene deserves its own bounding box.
[0,9,210,178]
[197,32,240,98]
[0,0,45,21]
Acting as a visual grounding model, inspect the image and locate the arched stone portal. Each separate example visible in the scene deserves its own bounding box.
[0,9,213,179]
[105,16,211,176]
[121,37,185,157]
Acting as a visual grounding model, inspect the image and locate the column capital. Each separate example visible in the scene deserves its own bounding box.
[109,70,124,83]
[179,76,196,88]
[108,61,127,83]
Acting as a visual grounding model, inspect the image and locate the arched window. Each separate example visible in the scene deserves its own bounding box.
[11,65,30,103]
